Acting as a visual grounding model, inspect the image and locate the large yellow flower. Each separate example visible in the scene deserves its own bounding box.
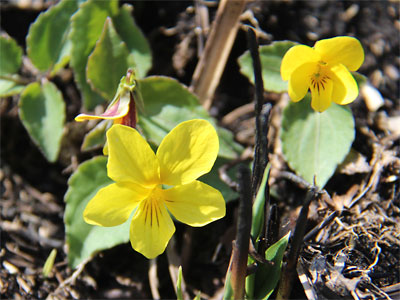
[83,120,225,258]
[281,36,364,112]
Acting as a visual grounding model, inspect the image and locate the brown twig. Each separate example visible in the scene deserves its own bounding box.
[190,0,247,109]
[276,187,318,300]
[148,259,160,300]
[230,164,252,299]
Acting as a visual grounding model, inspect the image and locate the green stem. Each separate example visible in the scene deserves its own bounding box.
[0,74,31,85]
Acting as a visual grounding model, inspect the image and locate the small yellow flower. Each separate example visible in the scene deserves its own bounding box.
[281,36,364,112]
[83,120,225,259]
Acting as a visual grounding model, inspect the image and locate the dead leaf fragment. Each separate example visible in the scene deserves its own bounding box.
[337,149,371,175]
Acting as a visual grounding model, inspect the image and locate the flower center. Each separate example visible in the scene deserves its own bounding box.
[310,63,330,94]
[142,187,163,227]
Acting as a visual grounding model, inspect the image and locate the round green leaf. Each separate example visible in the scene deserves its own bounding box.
[280,95,355,188]
[86,18,130,100]
[137,76,243,201]
[26,0,78,72]
[0,35,23,75]
[18,81,66,162]
[64,156,131,268]
[138,76,242,159]
[238,41,297,93]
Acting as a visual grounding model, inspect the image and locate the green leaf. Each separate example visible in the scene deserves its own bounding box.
[137,76,242,202]
[26,0,78,72]
[51,37,73,76]
[18,81,66,162]
[251,164,270,240]
[0,36,26,96]
[138,76,207,144]
[238,41,297,93]
[217,127,246,160]
[0,79,25,97]
[280,95,355,188]
[42,249,57,278]
[86,18,131,100]
[352,72,367,88]
[112,4,152,78]
[254,232,290,300]
[176,266,184,300]
[223,267,234,300]
[199,158,239,203]
[138,76,242,160]
[0,35,23,75]
[64,156,131,268]
[69,0,119,109]
[81,119,112,151]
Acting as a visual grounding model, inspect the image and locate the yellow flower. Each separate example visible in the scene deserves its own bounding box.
[83,120,226,258]
[281,36,364,112]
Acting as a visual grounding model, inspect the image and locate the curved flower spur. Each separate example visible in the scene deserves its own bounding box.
[83,119,226,258]
[280,36,364,112]
[75,69,143,128]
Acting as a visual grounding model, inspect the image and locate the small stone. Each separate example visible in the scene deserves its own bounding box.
[304,15,319,28]
[387,116,400,135]
[370,69,383,87]
[395,20,400,31]
[384,64,399,81]
[341,4,359,22]
[3,260,19,274]
[370,39,385,56]
[16,276,31,294]
[306,32,319,41]
[361,83,384,112]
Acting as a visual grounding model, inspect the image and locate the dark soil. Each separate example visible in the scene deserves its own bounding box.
[1,1,399,299]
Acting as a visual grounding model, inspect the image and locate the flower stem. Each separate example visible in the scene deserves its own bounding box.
[230,164,252,299]
[276,187,318,300]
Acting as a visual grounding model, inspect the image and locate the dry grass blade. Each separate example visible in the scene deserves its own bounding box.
[190,0,247,109]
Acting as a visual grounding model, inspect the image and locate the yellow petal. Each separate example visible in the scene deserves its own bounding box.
[310,76,334,112]
[281,45,320,81]
[330,64,359,105]
[129,194,175,259]
[314,36,364,71]
[75,94,130,122]
[107,124,160,186]
[157,120,219,186]
[162,180,225,226]
[83,182,150,227]
[288,62,315,102]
